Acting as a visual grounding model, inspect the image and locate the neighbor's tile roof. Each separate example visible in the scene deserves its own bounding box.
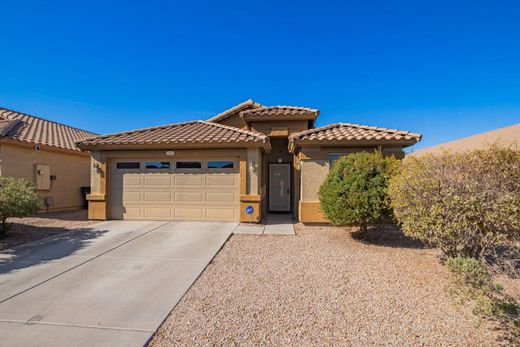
[241,106,319,121]
[0,108,97,152]
[208,99,262,122]
[76,120,270,149]
[0,118,23,137]
[289,122,421,151]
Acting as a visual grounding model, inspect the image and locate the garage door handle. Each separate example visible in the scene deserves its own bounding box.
[286,189,290,194]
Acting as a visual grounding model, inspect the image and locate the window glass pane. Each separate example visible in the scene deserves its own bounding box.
[146,161,170,169]
[328,154,341,168]
[208,160,234,169]
[176,161,202,169]
[116,162,140,169]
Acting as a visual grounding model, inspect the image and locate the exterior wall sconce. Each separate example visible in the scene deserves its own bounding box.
[249,160,257,172]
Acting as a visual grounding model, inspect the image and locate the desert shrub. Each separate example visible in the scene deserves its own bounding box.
[445,256,519,337]
[319,151,399,231]
[0,177,40,235]
[389,147,520,258]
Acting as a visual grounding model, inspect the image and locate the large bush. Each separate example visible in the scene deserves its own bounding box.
[0,177,40,235]
[319,151,399,230]
[389,147,520,258]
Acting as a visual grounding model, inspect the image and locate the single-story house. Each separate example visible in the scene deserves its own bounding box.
[412,123,519,155]
[0,107,97,211]
[77,100,421,223]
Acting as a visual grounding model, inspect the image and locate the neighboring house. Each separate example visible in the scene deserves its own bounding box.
[77,100,421,223]
[412,123,519,155]
[0,108,97,211]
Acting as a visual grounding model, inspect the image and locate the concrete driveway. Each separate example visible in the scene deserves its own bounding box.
[0,220,235,347]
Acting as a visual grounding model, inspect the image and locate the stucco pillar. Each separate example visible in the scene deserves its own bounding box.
[239,148,262,222]
[298,154,328,223]
[87,150,108,220]
[246,148,261,195]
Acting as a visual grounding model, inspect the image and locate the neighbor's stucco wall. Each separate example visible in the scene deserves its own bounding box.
[0,142,90,211]
[299,145,405,223]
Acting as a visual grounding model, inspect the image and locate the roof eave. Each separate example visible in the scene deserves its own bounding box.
[76,140,271,152]
[241,113,319,122]
[1,138,90,156]
[289,138,421,153]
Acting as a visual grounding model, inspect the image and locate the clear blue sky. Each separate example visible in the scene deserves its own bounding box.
[1,1,519,150]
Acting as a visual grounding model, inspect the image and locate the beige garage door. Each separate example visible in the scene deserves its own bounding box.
[110,158,240,221]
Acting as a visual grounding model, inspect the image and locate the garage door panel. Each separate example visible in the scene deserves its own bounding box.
[174,191,203,203]
[144,207,172,218]
[206,175,235,187]
[174,207,203,219]
[206,208,235,219]
[144,191,171,202]
[111,158,239,221]
[206,192,235,203]
[174,175,203,186]
[124,207,143,218]
[143,175,171,187]
[123,191,142,202]
[122,175,142,186]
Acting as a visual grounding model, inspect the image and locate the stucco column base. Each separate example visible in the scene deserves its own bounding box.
[87,194,107,220]
[299,201,328,223]
[240,195,262,223]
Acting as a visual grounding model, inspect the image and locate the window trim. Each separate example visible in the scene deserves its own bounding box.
[144,161,171,170]
[175,160,203,171]
[116,161,141,170]
[207,160,235,171]
[328,153,348,169]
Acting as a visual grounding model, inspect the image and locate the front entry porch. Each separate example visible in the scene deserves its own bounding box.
[233,213,295,235]
[261,137,297,217]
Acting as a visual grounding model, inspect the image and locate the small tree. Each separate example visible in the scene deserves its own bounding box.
[389,147,520,258]
[0,177,40,235]
[319,151,399,231]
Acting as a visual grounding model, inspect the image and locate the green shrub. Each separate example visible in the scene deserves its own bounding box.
[0,177,40,235]
[389,147,520,258]
[445,256,519,336]
[319,151,399,230]
[445,257,491,299]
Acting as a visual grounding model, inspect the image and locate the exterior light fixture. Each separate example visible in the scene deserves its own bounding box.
[249,160,257,172]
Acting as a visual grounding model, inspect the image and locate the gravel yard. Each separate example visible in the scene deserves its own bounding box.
[0,210,94,251]
[150,223,501,347]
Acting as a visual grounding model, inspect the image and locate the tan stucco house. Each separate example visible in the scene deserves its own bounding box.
[0,108,97,211]
[77,100,421,223]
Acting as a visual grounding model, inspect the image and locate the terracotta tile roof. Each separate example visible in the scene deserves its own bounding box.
[0,108,97,152]
[76,120,271,150]
[241,106,319,121]
[0,118,23,137]
[208,99,262,122]
[289,122,421,151]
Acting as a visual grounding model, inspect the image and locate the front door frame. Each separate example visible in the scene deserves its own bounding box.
[268,162,292,213]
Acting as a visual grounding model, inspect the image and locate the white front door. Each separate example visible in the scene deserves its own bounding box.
[269,163,291,212]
